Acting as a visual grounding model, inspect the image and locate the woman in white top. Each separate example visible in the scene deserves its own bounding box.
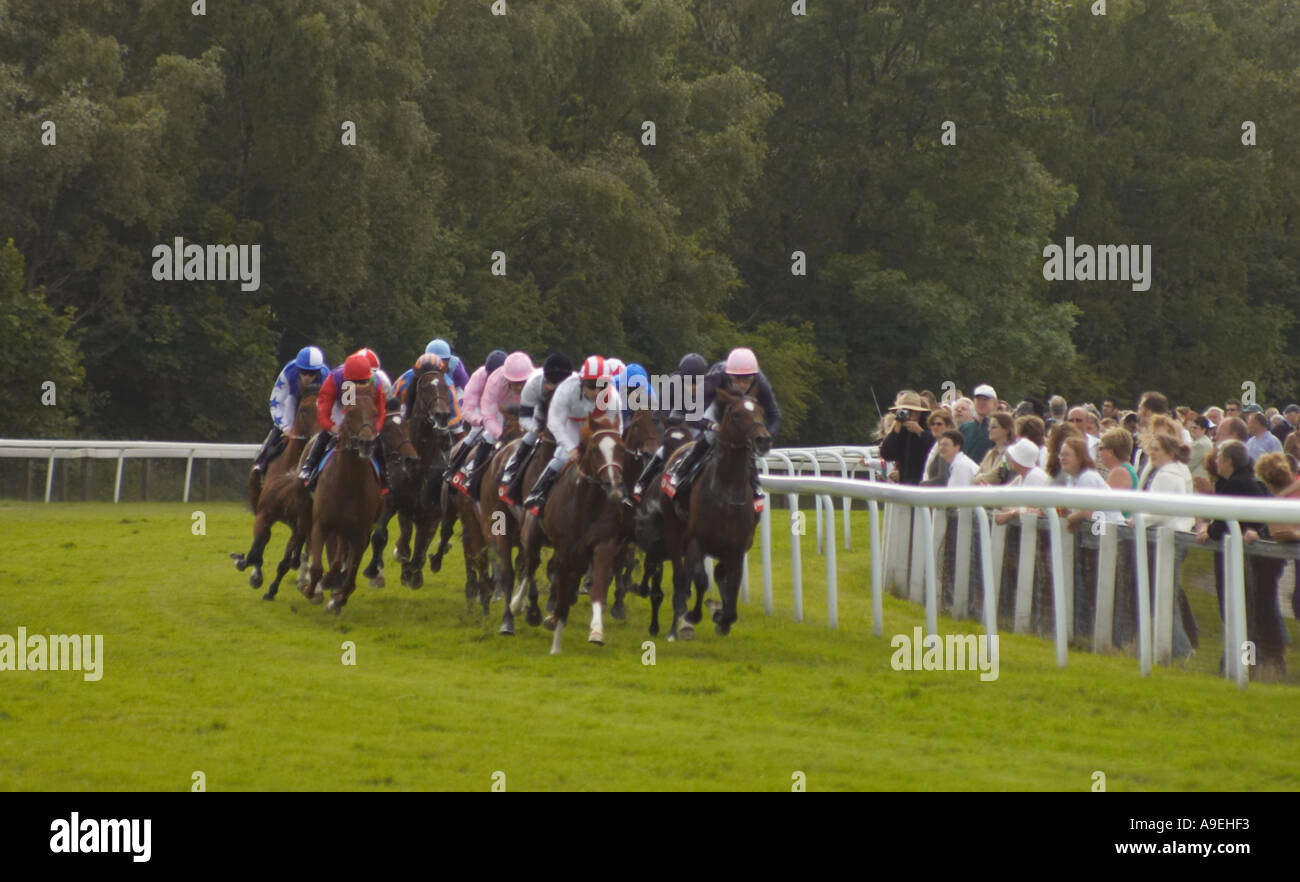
[1135,433,1195,532]
[1057,435,1120,532]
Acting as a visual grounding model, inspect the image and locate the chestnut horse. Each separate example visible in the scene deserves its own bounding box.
[303,380,384,612]
[247,385,319,510]
[657,389,771,640]
[232,386,319,599]
[430,413,522,612]
[363,369,454,589]
[608,407,661,620]
[517,413,626,653]
[485,430,556,635]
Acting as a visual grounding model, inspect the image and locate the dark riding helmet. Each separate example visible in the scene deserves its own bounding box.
[543,352,573,385]
[675,352,707,376]
[484,349,508,375]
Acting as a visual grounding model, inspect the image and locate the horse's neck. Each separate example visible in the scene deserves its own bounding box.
[705,432,748,485]
[277,436,307,475]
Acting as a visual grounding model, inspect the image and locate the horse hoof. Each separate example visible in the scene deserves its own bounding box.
[370,575,385,589]
[249,571,263,589]
[499,621,515,636]
[525,607,542,628]
[666,632,676,643]
[308,591,324,606]
[684,610,701,625]
[679,623,695,640]
[649,623,659,637]
[549,646,562,656]
[261,591,275,601]
[588,630,605,645]
[394,548,410,563]
[543,615,557,631]
[712,608,722,623]
[408,573,422,590]
[491,587,505,602]
[715,621,731,636]
[428,554,442,573]
[610,601,626,621]
[545,596,555,613]
[234,557,247,571]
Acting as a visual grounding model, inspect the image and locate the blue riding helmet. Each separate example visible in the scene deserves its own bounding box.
[295,346,326,371]
[426,339,452,359]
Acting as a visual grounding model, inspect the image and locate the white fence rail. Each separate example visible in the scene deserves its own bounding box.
[751,474,1300,690]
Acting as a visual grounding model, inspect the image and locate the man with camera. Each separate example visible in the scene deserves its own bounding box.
[880,391,935,484]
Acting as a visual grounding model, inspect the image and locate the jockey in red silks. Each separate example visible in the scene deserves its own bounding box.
[298,351,389,492]
[450,350,535,497]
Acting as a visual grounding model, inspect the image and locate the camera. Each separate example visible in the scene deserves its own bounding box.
[896,409,912,423]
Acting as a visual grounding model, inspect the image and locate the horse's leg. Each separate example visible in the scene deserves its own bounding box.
[684,554,709,625]
[328,532,360,613]
[405,513,434,590]
[588,541,618,646]
[609,543,630,621]
[713,555,741,635]
[547,557,578,654]
[233,509,275,589]
[363,504,392,588]
[667,556,691,641]
[304,521,326,604]
[264,524,299,600]
[395,511,413,563]
[496,528,518,635]
[428,486,457,573]
[648,552,665,636]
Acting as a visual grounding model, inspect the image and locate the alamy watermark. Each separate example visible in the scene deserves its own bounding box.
[594,373,704,420]
[890,626,999,681]
[1042,237,1151,292]
[0,626,103,681]
[151,237,261,291]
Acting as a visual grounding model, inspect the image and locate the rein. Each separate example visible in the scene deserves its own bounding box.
[577,429,624,484]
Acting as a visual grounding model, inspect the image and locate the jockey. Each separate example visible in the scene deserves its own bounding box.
[524,355,624,517]
[614,362,656,424]
[253,345,330,475]
[498,352,574,505]
[425,338,470,393]
[450,350,535,497]
[297,352,389,491]
[442,349,507,480]
[630,352,708,501]
[399,353,462,426]
[661,346,780,508]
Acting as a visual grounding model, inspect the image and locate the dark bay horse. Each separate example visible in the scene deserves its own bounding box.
[232,387,318,599]
[608,407,662,620]
[303,381,384,612]
[487,430,556,635]
[633,423,694,635]
[363,369,454,589]
[657,389,771,640]
[518,413,626,653]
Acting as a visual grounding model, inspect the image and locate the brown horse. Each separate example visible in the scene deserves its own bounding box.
[431,413,522,612]
[658,389,771,640]
[232,386,319,599]
[363,369,454,589]
[303,380,384,612]
[486,430,557,635]
[607,407,662,620]
[518,412,626,653]
[632,423,694,634]
[248,386,319,510]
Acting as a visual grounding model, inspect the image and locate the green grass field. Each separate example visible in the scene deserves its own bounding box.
[0,501,1297,791]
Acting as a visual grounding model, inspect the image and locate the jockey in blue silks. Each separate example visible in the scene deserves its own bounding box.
[253,345,330,475]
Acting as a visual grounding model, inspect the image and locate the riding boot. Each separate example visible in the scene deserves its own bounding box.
[498,431,538,505]
[373,434,390,495]
[524,462,561,517]
[749,455,765,513]
[253,426,284,474]
[298,431,331,485]
[445,426,482,484]
[465,439,493,497]
[631,445,665,503]
[663,433,712,500]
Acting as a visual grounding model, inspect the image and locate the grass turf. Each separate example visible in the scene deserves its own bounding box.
[0,501,1296,791]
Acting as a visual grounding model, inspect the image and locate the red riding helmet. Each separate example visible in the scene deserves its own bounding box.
[356,348,380,370]
[343,354,372,382]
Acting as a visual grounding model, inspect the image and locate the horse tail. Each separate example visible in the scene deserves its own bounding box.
[634,497,665,555]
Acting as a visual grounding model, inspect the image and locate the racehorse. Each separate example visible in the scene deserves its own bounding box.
[489,430,556,635]
[247,385,319,510]
[608,406,662,620]
[302,380,384,612]
[232,386,318,599]
[431,412,522,613]
[362,369,454,589]
[656,389,771,640]
[517,412,626,653]
[633,423,694,634]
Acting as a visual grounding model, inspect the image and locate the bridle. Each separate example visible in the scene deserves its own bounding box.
[578,428,624,485]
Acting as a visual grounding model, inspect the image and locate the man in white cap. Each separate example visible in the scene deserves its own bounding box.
[960,384,998,463]
[994,437,1050,525]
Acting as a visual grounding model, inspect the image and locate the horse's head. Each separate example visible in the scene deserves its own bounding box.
[294,383,320,438]
[414,369,453,431]
[716,388,771,456]
[624,407,661,458]
[340,379,378,459]
[579,413,625,503]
